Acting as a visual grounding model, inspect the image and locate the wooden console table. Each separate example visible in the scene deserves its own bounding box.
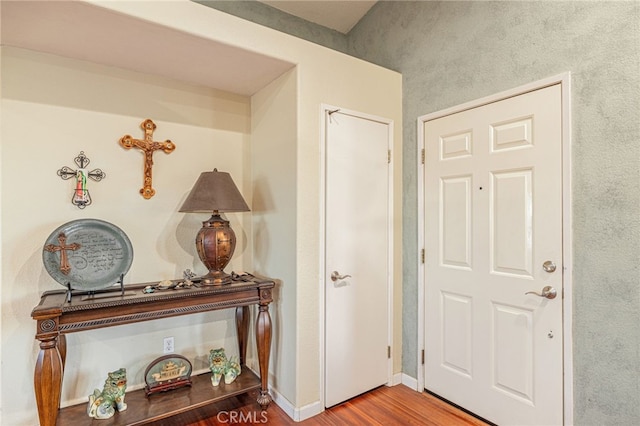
[31,277,274,426]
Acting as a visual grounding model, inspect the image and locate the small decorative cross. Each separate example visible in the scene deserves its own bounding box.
[119,119,176,199]
[44,233,81,275]
[56,151,106,209]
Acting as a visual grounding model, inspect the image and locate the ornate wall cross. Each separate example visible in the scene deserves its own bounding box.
[44,233,81,275]
[56,151,106,209]
[119,119,176,199]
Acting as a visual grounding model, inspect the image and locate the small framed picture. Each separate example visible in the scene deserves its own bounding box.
[144,354,192,396]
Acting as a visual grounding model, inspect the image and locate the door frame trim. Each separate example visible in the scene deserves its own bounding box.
[416,73,573,425]
[319,104,395,409]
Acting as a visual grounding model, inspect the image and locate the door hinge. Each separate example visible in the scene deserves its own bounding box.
[421,248,425,264]
[388,150,391,164]
[387,346,391,359]
[421,148,425,164]
[421,349,425,365]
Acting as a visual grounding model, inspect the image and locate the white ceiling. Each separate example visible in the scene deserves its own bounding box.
[258,0,377,34]
[0,1,295,96]
[0,1,376,96]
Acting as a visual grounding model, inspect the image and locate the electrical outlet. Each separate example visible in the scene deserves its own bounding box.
[163,337,174,354]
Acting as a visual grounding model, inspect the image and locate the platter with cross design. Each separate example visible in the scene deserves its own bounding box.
[42,219,133,291]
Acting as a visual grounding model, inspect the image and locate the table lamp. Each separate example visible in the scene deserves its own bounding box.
[179,169,250,285]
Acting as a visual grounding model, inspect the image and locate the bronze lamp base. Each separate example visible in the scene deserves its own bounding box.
[195,213,236,285]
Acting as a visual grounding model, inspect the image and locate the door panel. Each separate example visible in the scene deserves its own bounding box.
[424,84,563,425]
[491,169,533,276]
[325,110,390,408]
[492,303,534,403]
[441,291,473,377]
[441,175,472,269]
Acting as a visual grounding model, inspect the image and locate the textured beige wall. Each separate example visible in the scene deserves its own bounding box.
[1,46,252,424]
[151,2,402,409]
[0,1,402,423]
[251,68,299,404]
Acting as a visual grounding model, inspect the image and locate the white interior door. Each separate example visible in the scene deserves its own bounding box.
[424,84,563,425]
[324,109,391,408]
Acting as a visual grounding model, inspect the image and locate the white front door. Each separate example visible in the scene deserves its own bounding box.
[424,84,563,425]
[324,108,391,408]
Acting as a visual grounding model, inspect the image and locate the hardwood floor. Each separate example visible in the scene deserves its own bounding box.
[167,384,489,426]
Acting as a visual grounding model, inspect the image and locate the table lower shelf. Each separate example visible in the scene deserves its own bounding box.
[56,366,261,426]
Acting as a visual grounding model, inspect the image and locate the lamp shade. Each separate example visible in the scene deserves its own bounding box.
[179,169,250,213]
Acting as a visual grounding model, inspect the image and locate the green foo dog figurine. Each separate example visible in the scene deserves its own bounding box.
[209,348,242,386]
[224,356,241,384]
[87,368,127,420]
[209,348,228,386]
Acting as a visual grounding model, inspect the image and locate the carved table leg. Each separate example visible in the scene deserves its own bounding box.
[34,335,63,426]
[58,333,67,369]
[235,306,249,366]
[256,304,272,409]
[57,334,67,398]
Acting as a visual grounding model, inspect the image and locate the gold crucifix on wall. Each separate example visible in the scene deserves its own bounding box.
[119,119,176,199]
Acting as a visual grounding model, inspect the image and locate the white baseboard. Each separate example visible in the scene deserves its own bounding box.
[294,400,324,422]
[269,386,324,422]
[401,373,419,391]
[268,387,295,419]
[389,372,403,386]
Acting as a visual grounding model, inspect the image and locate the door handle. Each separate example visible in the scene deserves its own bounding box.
[331,271,352,282]
[525,285,557,299]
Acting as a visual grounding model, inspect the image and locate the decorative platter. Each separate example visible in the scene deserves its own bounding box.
[42,218,133,291]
